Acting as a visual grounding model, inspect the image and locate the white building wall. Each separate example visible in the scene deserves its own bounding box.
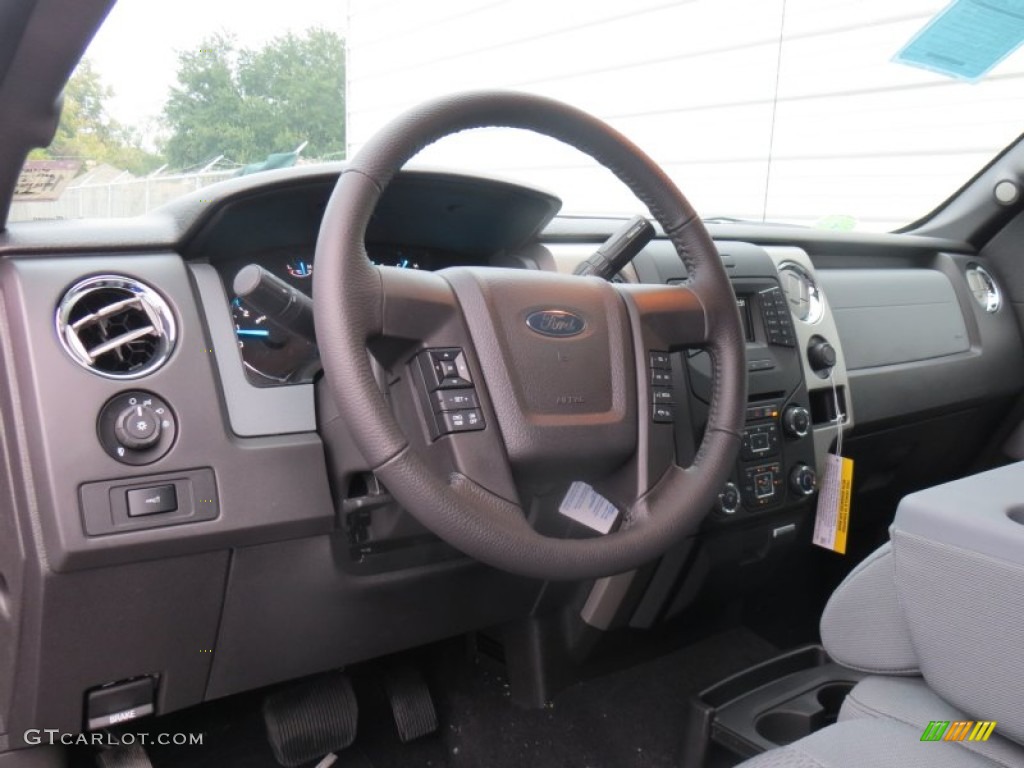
[346,0,1024,230]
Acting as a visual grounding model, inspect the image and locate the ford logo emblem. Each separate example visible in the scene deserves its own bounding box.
[526,310,586,338]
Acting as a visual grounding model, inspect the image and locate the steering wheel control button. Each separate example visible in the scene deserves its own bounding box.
[760,288,797,347]
[438,408,485,434]
[790,464,818,496]
[648,350,676,423]
[86,677,156,731]
[740,461,784,508]
[422,348,474,389]
[717,482,741,515]
[652,387,674,405]
[783,405,811,438]
[126,485,178,517]
[432,389,479,411]
[652,404,674,423]
[651,369,672,386]
[649,351,671,369]
[97,391,177,465]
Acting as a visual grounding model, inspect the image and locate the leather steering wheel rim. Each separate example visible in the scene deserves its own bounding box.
[313,91,746,580]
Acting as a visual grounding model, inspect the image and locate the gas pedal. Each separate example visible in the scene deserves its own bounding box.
[96,744,152,768]
[263,670,358,767]
[383,664,438,743]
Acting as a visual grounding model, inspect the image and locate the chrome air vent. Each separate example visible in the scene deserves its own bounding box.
[56,276,176,379]
[965,264,1001,313]
[777,262,824,323]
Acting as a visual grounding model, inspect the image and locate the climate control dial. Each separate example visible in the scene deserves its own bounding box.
[717,482,741,515]
[782,406,811,438]
[790,464,818,497]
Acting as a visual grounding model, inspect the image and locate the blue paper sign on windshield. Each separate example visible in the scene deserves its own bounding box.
[895,0,1024,81]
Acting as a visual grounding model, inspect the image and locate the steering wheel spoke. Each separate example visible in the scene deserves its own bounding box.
[615,282,709,350]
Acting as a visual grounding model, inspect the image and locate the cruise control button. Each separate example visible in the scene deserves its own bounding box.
[126,485,178,516]
[433,389,479,412]
[439,408,485,433]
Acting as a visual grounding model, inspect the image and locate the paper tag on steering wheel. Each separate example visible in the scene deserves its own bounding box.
[558,481,620,534]
[813,454,853,554]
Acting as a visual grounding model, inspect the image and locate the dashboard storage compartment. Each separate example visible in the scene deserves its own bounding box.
[680,645,864,767]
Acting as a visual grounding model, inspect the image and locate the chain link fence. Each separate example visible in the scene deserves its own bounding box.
[9,169,235,222]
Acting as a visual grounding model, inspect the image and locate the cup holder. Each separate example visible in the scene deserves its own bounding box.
[817,682,854,722]
[754,682,855,745]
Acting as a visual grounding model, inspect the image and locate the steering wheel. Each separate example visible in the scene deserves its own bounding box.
[313,92,746,581]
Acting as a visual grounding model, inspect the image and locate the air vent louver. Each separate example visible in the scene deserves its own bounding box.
[965,265,1001,313]
[56,276,176,379]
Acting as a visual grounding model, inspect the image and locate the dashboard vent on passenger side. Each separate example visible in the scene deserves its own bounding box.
[55,276,177,379]
[965,264,1001,313]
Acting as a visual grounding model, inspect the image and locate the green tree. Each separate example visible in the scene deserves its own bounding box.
[162,29,346,170]
[30,59,163,175]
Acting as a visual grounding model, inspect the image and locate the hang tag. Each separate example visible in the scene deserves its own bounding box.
[558,481,620,534]
[813,454,853,554]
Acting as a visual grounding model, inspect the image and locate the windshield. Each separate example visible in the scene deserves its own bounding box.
[11,0,1024,231]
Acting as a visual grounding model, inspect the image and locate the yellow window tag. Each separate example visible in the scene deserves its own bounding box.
[812,454,853,554]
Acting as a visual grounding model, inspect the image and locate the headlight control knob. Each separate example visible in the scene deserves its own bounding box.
[782,405,811,438]
[114,403,162,449]
[790,464,817,497]
[98,391,177,465]
[717,482,741,515]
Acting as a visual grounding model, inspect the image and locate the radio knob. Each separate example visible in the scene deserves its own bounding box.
[782,406,811,438]
[717,482,741,515]
[808,340,837,371]
[790,464,817,497]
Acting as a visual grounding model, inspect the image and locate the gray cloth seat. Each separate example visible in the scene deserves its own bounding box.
[733,459,1024,768]
[737,718,1006,768]
[838,676,1024,768]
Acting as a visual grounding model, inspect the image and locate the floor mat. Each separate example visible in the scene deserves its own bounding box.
[355,626,777,768]
[74,627,777,768]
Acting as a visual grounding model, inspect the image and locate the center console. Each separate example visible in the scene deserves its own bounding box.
[632,240,854,525]
[574,238,855,633]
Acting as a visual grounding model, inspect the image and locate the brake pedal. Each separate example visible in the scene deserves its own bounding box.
[96,744,152,768]
[384,664,438,743]
[263,670,358,767]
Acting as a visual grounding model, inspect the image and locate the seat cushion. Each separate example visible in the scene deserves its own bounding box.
[819,543,919,676]
[735,718,1007,768]
[839,676,1024,768]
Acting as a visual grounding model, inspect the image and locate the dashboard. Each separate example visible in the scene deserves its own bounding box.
[0,164,1021,745]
